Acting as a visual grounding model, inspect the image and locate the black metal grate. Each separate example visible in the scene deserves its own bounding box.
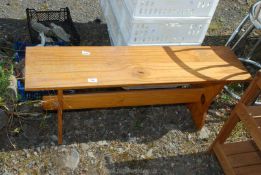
[26,7,80,45]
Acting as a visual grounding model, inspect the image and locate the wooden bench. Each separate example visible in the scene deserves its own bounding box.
[25,46,251,144]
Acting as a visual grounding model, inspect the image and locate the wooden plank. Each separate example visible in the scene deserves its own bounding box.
[234,164,261,175]
[248,106,261,119]
[240,73,261,105]
[42,88,204,110]
[228,152,261,168]
[213,143,236,175]
[222,140,258,156]
[236,103,261,150]
[209,111,240,151]
[25,46,251,91]
[188,83,224,129]
[254,118,261,128]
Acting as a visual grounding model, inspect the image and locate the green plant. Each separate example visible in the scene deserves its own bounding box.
[0,58,13,105]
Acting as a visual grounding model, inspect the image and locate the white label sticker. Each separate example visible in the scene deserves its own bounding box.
[88,78,98,83]
[82,50,91,56]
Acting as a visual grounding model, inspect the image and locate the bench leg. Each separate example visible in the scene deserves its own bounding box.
[57,89,63,144]
[187,84,224,129]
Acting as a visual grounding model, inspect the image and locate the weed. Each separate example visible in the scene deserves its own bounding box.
[0,61,12,104]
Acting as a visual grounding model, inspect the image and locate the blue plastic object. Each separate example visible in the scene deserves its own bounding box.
[17,80,44,101]
[17,80,56,102]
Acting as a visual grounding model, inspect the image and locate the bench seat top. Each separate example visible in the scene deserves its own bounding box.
[25,46,251,91]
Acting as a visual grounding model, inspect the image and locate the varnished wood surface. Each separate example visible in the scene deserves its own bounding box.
[187,83,224,129]
[215,141,261,175]
[42,88,204,110]
[236,103,261,150]
[25,46,251,91]
[210,72,261,175]
[213,143,235,175]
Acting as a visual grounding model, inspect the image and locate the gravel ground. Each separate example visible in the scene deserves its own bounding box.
[0,0,103,23]
[0,0,258,174]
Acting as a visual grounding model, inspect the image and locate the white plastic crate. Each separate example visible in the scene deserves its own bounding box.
[100,0,125,45]
[121,19,211,46]
[108,0,211,45]
[123,0,220,18]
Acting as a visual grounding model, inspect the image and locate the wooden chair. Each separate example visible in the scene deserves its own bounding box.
[210,71,261,175]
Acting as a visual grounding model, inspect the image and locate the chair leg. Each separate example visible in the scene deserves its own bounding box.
[209,112,239,152]
[57,90,64,145]
[187,83,224,129]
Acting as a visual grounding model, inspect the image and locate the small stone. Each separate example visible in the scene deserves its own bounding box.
[80,143,89,151]
[51,135,58,142]
[128,137,138,143]
[188,134,192,141]
[146,149,153,158]
[198,127,210,140]
[36,147,41,153]
[87,151,95,158]
[62,148,80,170]
[71,143,77,148]
[33,151,38,156]
[12,159,17,164]
[116,148,124,154]
[40,145,45,150]
[26,153,30,158]
[97,140,108,146]
[23,149,30,158]
[169,142,177,150]
[33,103,41,108]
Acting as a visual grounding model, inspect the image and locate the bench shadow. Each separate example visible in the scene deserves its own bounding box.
[163,46,250,83]
[105,151,223,175]
[1,104,201,150]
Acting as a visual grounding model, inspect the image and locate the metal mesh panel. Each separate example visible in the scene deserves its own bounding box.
[26,8,80,45]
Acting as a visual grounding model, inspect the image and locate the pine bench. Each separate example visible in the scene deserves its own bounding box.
[25,46,251,144]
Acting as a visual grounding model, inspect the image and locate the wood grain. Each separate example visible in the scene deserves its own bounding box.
[236,103,261,150]
[25,46,251,91]
[42,88,204,110]
[234,164,261,175]
[213,143,236,175]
[228,152,261,168]
[214,141,261,175]
[222,140,258,156]
[187,83,224,129]
[248,106,261,119]
[215,141,261,175]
